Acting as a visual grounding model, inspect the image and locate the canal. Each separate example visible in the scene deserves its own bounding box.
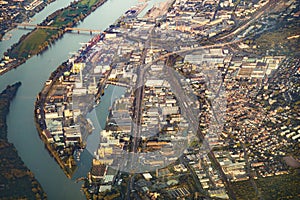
[0,0,166,199]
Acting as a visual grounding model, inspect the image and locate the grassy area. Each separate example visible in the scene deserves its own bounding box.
[233,171,300,200]
[12,29,57,58]
[80,0,99,7]
[254,25,300,56]
[245,16,300,56]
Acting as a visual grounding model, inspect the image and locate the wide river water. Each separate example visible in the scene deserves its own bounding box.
[0,0,143,199]
[0,0,172,199]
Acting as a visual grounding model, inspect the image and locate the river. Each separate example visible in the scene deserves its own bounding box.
[0,0,138,199]
[0,0,166,199]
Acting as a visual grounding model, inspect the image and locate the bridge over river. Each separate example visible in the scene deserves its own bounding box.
[13,23,103,35]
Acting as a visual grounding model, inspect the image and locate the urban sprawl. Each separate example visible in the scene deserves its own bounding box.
[32,0,300,199]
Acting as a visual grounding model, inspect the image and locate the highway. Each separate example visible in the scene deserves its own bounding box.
[130,28,155,156]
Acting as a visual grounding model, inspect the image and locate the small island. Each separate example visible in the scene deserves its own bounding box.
[0,82,46,199]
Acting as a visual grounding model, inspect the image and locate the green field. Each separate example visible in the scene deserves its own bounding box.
[80,0,99,7]
[12,29,57,58]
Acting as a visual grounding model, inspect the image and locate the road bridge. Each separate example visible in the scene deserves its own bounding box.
[106,81,130,88]
[13,23,103,35]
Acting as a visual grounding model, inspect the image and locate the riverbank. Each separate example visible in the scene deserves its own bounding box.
[0,0,139,198]
[34,61,77,178]
[34,33,104,178]
[0,0,56,42]
[0,82,46,199]
[0,0,107,76]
